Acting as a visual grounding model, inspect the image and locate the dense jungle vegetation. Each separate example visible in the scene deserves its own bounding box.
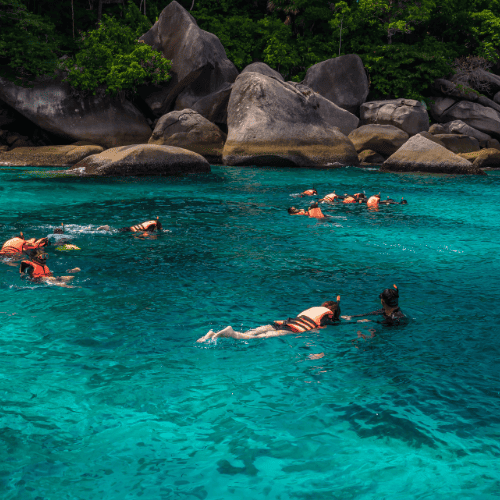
[1,0,500,101]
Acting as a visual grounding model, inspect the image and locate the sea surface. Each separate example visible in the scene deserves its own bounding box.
[0,165,499,499]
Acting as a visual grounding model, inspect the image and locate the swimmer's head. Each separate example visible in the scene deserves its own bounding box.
[54,223,64,234]
[375,193,381,199]
[380,284,399,307]
[312,189,317,195]
[28,249,48,263]
[322,297,341,321]
[401,198,408,205]
[36,237,50,247]
[288,207,299,214]
[310,202,319,209]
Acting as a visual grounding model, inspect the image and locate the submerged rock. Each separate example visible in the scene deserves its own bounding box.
[382,134,485,175]
[302,55,369,115]
[139,1,238,117]
[0,145,103,167]
[348,124,408,156]
[149,109,226,163]
[360,99,429,136]
[0,77,151,148]
[222,73,359,168]
[69,144,210,176]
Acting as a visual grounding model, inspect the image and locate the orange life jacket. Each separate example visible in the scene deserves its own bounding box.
[282,306,333,333]
[130,220,157,232]
[323,193,338,202]
[343,196,356,204]
[367,196,380,208]
[22,260,52,278]
[0,237,26,254]
[302,190,316,196]
[308,207,324,218]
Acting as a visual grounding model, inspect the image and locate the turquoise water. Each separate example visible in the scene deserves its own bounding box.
[1,165,499,499]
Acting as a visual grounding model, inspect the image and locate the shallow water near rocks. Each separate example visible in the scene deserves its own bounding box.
[0,165,499,499]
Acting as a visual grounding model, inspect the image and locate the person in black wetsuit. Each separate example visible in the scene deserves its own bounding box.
[341,285,407,326]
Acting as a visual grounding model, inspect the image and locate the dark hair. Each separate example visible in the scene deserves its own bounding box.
[380,287,399,307]
[322,300,341,321]
[288,207,298,214]
[156,220,163,231]
[310,202,319,209]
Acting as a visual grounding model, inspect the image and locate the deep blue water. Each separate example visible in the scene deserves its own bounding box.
[0,165,499,499]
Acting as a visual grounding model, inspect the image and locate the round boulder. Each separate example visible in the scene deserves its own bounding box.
[69,144,210,176]
[0,145,103,167]
[382,134,485,175]
[348,124,408,156]
[433,134,480,154]
[241,62,284,81]
[149,109,226,164]
[222,73,359,168]
[361,99,429,136]
[302,55,369,115]
[358,149,386,164]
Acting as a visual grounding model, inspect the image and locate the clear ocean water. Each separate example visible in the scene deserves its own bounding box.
[0,165,499,500]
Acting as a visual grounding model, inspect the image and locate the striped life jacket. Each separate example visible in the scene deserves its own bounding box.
[323,193,338,202]
[343,196,356,204]
[302,189,316,196]
[0,237,26,254]
[283,307,333,333]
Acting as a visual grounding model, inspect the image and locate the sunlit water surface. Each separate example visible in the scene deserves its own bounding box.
[0,165,499,499]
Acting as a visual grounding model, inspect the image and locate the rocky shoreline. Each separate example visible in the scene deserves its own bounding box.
[1,1,499,176]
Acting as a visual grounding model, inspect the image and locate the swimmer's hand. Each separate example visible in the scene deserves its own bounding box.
[341,315,352,320]
[66,268,81,273]
[357,319,371,323]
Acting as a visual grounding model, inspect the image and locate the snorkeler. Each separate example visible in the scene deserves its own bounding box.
[343,194,357,204]
[319,192,341,203]
[20,250,79,288]
[53,223,64,234]
[0,232,50,256]
[366,193,381,208]
[288,207,308,215]
[341,285,407,326]
[300,188,318,197]
[197,297,341,342]
[307,202,325,218]
[97,217,163,233]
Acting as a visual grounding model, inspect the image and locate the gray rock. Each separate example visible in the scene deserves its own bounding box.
[441,101,500,138]
[175,83,232,125]
[149,109,226,163]
[139,1,238,117]
[360,99,429,136]
[69,144,210,176]
[433,78,478,101]
[418,131,446,148]
[0,77,151,148]
[451,69,500,95]
[382,133,485,175]
[494,90,500,105]
[241,62,284,81]
[443,120,491,142]
[0,145,103,166]
[430,97,457,122]
[222,72,359,168]
[358,149,386,164]
[483,138,500,150]
[302,55,369,115]
[348,124,408,156]
[458,148,500,168]
[433,134,480,154]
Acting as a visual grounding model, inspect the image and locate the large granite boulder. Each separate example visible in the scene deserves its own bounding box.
[69,144,210,176]
[174,82,232,125]
[442,120,491,142]
[148,109,226,163]
[358,149,386,164]
[139,1,238,117]
[428,123,447,135]
[302,55,369,116]
[241,62,284,81]
[458,148,500,168]
[382,133,485,175]
[348,124,408,156]
[0,77,151,148]
[222,73,359,167]
[0,144,103,167]
[440,101,500,138]
[433,134,480,154]
[430,97,457,122]
[360,99,429,136]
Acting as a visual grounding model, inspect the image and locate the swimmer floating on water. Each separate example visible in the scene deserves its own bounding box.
[197,297,341,342]
[0,232,50,256]
[300,188,318,197]
[20,250,80,288]
[97,216,163,235]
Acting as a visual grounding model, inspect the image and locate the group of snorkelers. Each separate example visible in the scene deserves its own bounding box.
[288,189,407,217]
[198,285,405,342]
[0,217,162,287]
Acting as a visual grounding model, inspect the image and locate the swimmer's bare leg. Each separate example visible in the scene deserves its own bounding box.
[42,277,76,288]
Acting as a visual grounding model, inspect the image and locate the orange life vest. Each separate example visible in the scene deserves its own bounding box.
[22,260,52,278]
[343,196,356,204]
[302,190,316,196]
[308,207,324,218]
[323,193,338,202]
[0,237,26,254]
[130,220,157,232]
[367,196,380,208]
[282,306,333,333]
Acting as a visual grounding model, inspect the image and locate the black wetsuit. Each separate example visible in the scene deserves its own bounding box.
[351,307,407,326]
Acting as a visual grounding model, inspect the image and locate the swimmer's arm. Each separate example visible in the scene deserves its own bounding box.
[341,310,383,321]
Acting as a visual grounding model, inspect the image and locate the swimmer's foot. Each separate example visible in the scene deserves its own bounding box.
[197,329,215,343]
